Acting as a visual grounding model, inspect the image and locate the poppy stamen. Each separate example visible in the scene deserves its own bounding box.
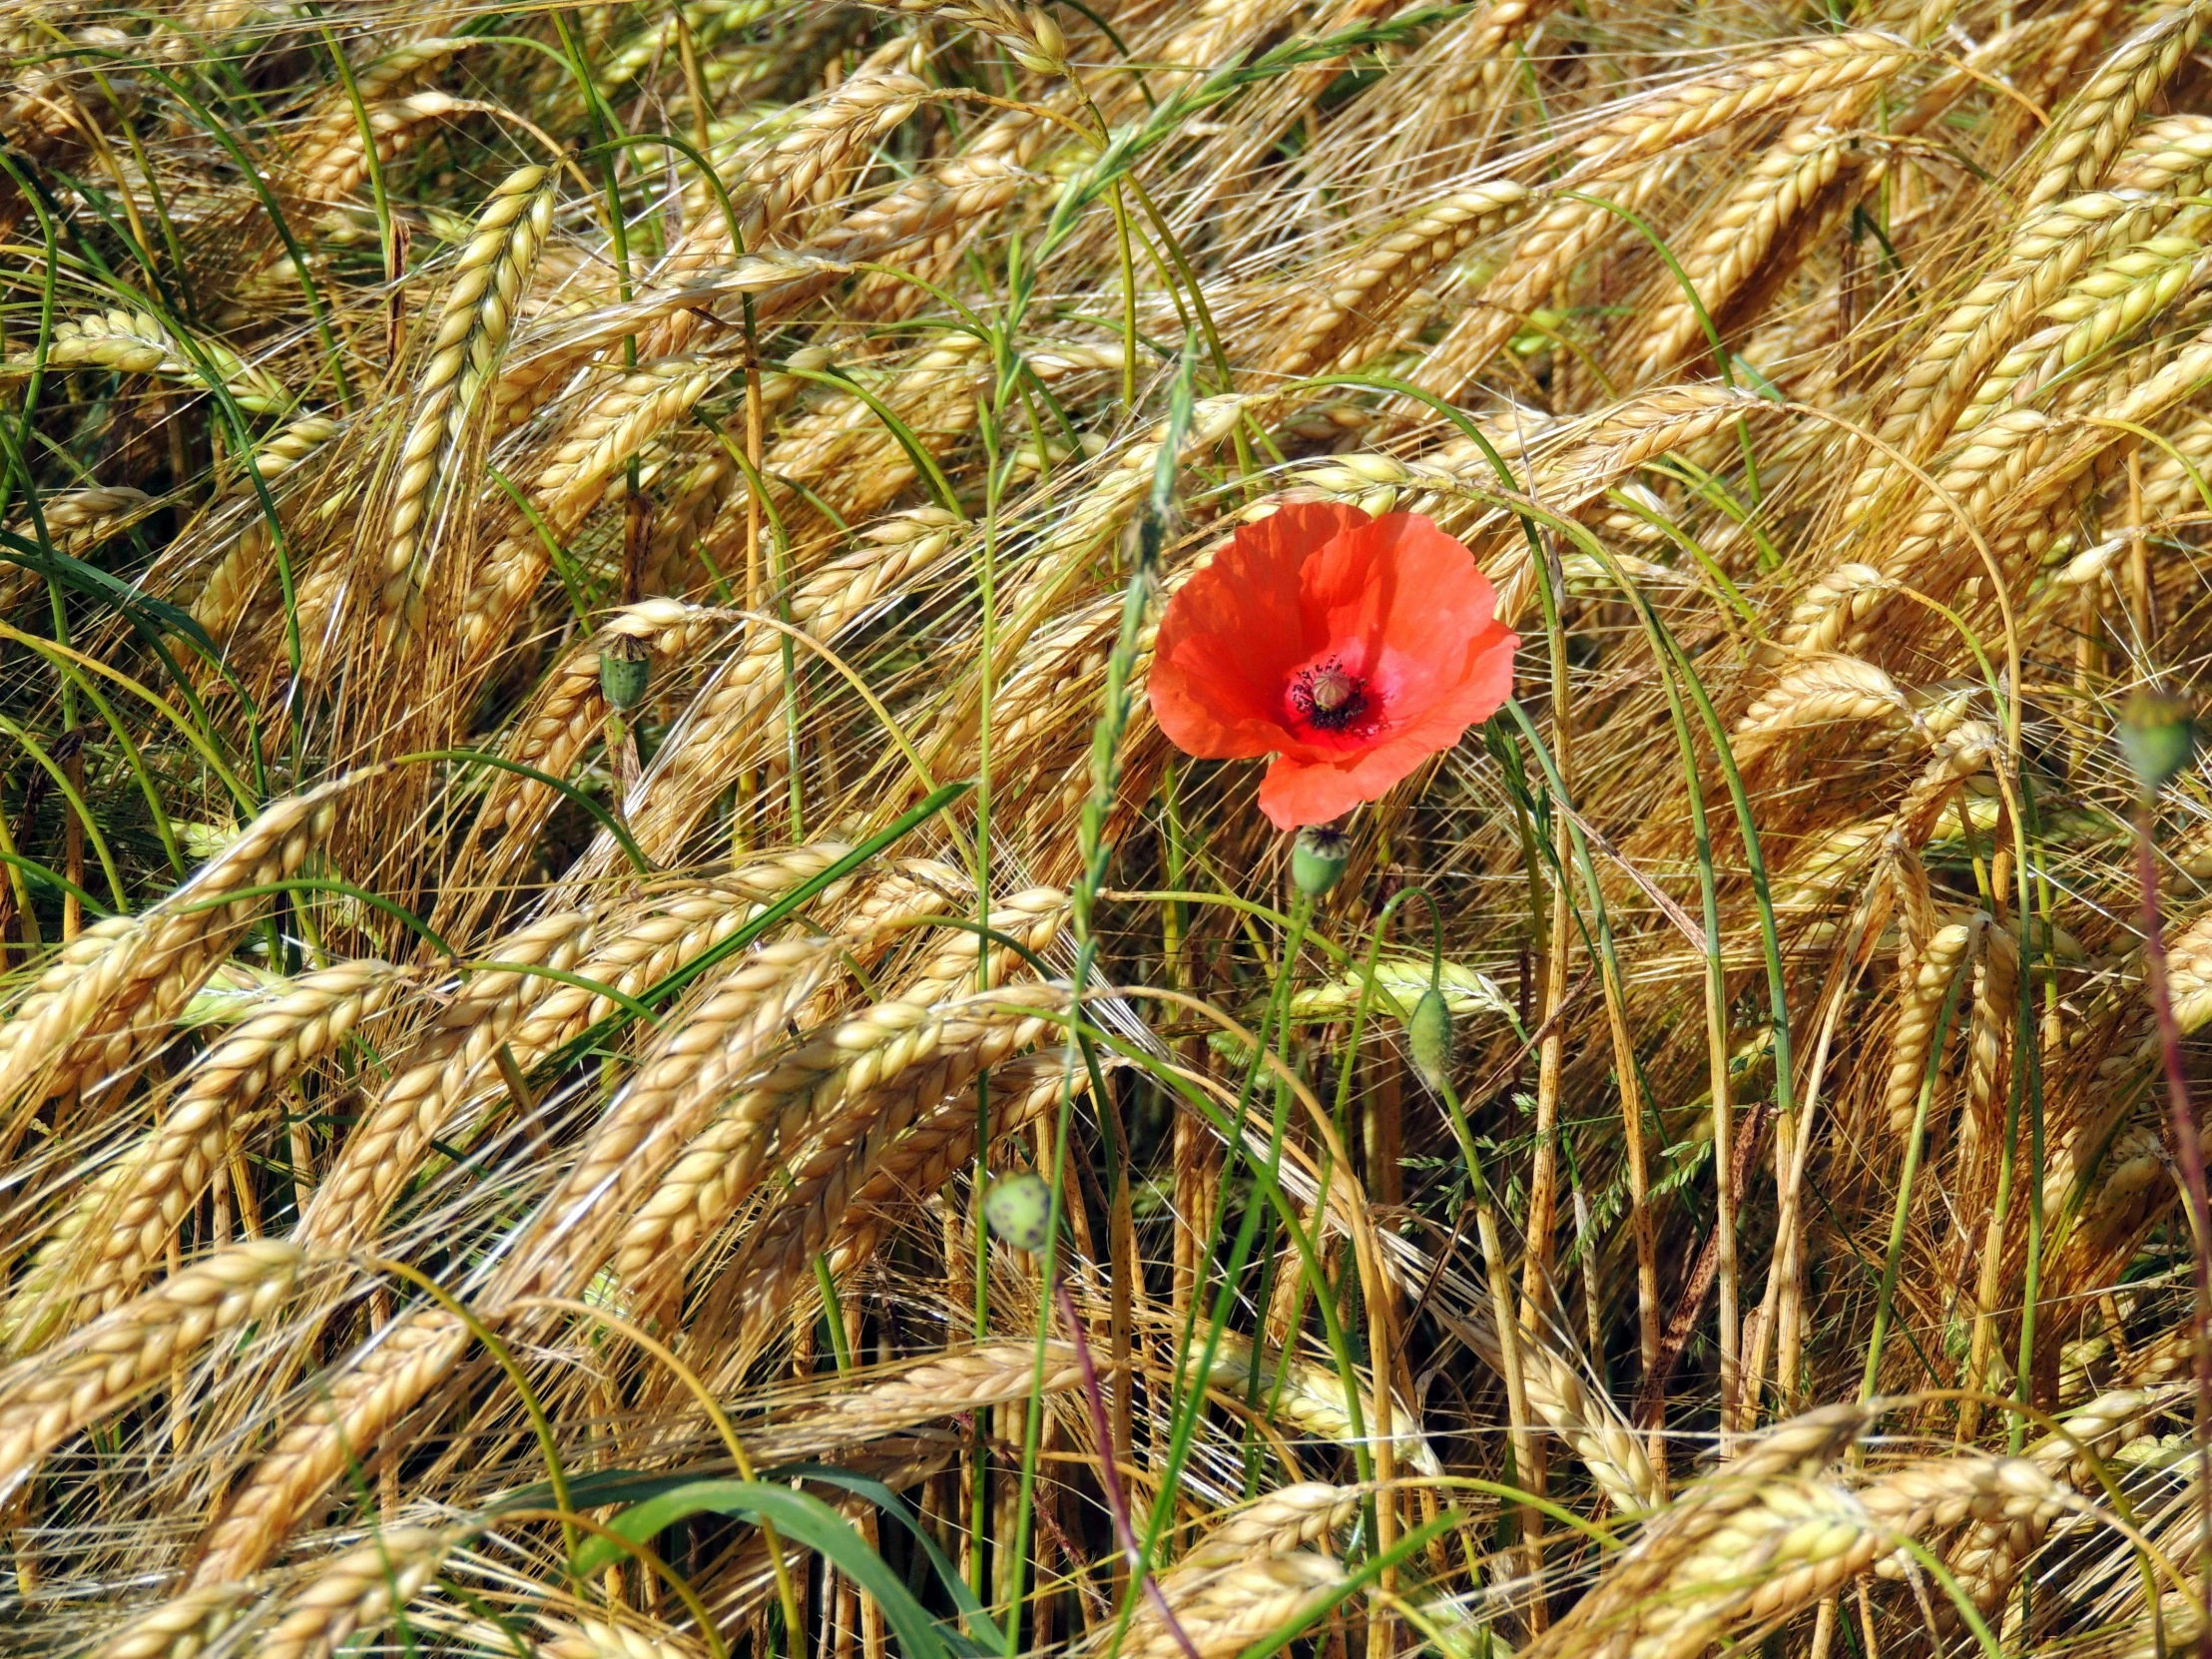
[1291,659,1370,731]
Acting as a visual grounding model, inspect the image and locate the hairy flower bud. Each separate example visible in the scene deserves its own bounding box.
[1292,826,1350,896]
[1408,986,1453,1092]
[2120,688,2195,792]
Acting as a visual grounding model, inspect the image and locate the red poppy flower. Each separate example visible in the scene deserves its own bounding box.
[1149,503,1518,830]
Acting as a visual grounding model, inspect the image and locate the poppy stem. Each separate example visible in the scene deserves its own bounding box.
[2134,791,2212,1621]
[1003,340,1202,1659]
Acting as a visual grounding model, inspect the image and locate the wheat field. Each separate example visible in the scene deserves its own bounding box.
[3,0,2212,1655]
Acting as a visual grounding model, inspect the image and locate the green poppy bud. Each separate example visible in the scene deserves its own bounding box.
[1408,986,1453,1092]
[1292,826,1350,897]
[2119,688,2195,792]
[600,638,651,712]
[983,1172,1052,1253]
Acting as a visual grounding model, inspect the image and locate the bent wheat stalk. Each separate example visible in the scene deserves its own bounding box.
[378,164,555,646]
[0,1241,303,1501]
[0,772,368,1125]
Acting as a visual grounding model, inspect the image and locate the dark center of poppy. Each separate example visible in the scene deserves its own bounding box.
[1289,659,1371,731]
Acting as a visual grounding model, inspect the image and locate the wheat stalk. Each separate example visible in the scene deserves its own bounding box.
[888,0,1068,72]
[472,598,743,837]
[1953,919,2019,1218]
[1845,189,2162,521]
[300,91,466,202]
[0,772,364,1118]
[1181,1483,1364,1569]
[291,35,473,181]
[1985,319,2212,559]
[1528,383,1766,505]
[608,980,1063,1309]
[488,869,961,1303]
[10,485,156,553]
[757,334,991,526]
[738,1341,1085,1465]
[1948,231,2212,437]
[1400,1280,1657,1513]
[0,1150,134,1350]
[35,960,405,1339]
[1565,33,1913,180]
[1631,107,1865,380]
[2022,2,2209,211]
[84,1586,251,1659]
[256,1527,454,1659]
[539,1614,710,1659]
[0,1241,302,1501]
[1943,1375,2175,1612]
[533,112,1047,373]
[1879,916,1975,1134]
[1408,169,1676,401]
[377,163,554,646]
[726,1050,1087,1348]
[608,507,964,866]
[31,309,199,377]
[2111,113,2212,194]
[1736,656,1916,752]
[2163,907,2212,1034]
[1270,182,1533,378]
[710,1028,1083,1347]
[1766,562,1891,661]
[646,43,926,298]
[457,357,720,659]
[293,911,590,1249]
[190,1307,470,1586]
[1129,1552,1347,1659]
[11,308,283,409]
[1185,1332,1439,1477]
[1514,1404,1871,1659]
[1875,405,2056,590]
[547,859,965,1040]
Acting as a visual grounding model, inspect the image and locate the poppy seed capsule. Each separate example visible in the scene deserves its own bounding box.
[984,1172,1053,1253]
[1408,986,1453,1092]
[1292,826,1350,896]
[600,638,650,712]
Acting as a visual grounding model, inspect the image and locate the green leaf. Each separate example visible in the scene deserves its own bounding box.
[771,1463,1004,1651]
[572,1479,965,1659]
[0,526,216,652]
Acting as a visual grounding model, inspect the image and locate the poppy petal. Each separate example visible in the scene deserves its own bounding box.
[1368,513,1503,650]
[1258,752,1383,830]
[1147,502,1370,758]
[1260,711,1470,827]
[1375,615,1520,751]
[1149,651,1292,757]
[1301,512,1498,688]
[1151,504,1512,827]
[1295,521,1391,677]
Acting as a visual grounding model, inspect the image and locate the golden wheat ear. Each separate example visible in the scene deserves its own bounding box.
[15,0,2212,1651]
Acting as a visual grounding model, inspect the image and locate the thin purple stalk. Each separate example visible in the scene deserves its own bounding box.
[2133,797,2212,1645]
[1055,1279,1203,1659]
